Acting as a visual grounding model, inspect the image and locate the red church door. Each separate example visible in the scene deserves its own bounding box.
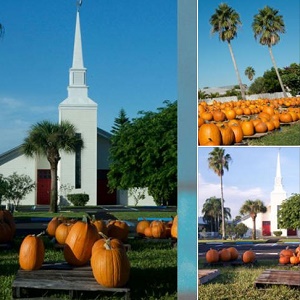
[262,221,271,236]
[37,170,51,205]
[97,170,117,205]
[287,228,297,236]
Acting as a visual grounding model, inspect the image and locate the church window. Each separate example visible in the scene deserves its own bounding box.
[75,133,81,189]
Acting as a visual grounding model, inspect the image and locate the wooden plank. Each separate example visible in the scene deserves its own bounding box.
[198,269,220,284]
[12,263,130,299]
[255,269,300,289]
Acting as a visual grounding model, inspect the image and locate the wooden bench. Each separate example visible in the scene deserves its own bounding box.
[12,262,130,299]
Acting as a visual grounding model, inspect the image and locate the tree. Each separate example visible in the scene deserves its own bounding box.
[198,89,208,100]
[202,196,231,233]
[278,193,300,230]
[245,66,255,81]
[252,6,287,97]
[22,120,83,213]
[207,147,232,239]
[108,101,177,206]
[2,172,35,211]
[248,76,266,95]
[282,63,300,96]
[210,3,246,100]
[239,199,267,240]
[111,108,130,135]
[234,223,248,238]
[0,174,8,205]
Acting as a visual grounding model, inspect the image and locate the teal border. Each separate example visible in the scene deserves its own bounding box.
[177,0,198,298]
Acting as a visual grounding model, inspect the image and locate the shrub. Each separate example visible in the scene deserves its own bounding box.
[67,193,89,206]
[273,230,282,237]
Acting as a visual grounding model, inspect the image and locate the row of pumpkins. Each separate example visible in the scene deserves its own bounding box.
[279,246,300,265]
[18,214,178,288]
[198,97,300,146]
[205,247,256,264]
[0,209,16,243]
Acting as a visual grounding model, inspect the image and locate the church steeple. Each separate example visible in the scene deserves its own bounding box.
[59,8,96,106]
[273,149,284,192]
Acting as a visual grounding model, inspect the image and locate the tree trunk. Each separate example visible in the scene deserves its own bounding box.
[49,163,58,213]
[227,41,246,100]
[251,214,257,240]
[268,45,287,97]
[220,175,226,239]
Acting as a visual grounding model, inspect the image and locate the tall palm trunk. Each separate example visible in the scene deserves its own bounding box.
[50,163,58,213]
[220,175,225,239]
[227,41,246,100]
[268,45,287,97]
[251,213,257,240]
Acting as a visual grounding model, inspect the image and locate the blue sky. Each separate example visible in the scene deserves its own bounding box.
[198,0,300,89]
[0,1,177,154]
[198,147,300,219]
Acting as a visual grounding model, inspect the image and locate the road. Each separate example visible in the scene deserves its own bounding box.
[199,242,300,260]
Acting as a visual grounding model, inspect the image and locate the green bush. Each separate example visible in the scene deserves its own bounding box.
[273,230,282,237]
[67,193,89,206]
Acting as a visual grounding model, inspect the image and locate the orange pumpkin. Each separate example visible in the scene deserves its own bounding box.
[91,237,130,288]
[46,216,62,237]
[19,234,45,271]
[92,218,108,237]
[255,121,268,133]
[171,215,178,239]
[63,217,99,266]
[227,247,239,261]
[241,120,255,136]
[205,248,219,263]
[242,250,256,263]
[198,123,222,146]
[290,254,299,265]
[136,220,151,237]
[229,124,244,143]
[107,220,129,242]
[92,236,125,256]
[55,222,73,245]
[219,125,235,145]
[151,221,167,239]
[219,248,231,262]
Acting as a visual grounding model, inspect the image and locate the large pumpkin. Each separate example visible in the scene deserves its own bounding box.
[198,123,222,146]
[63,217,99,266]
[219,125,235,145]
[241,120,255,136]
[229,124,243,144]
[19,234,45,271]
[92,236,125,256]
[91,237,130,288]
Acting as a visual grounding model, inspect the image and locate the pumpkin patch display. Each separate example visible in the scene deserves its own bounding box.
[19,233,45,271]
[63,217,99,266]
[91,236,130,288]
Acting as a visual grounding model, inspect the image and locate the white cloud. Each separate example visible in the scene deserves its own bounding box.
[198,172,268,219]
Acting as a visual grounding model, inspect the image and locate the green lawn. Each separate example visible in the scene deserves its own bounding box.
[198,258,300,300]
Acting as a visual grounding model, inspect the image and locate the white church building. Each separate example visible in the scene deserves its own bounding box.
[241,150,299,238]
[0,8,155,207]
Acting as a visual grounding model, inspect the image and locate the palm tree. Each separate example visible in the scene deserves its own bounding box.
[252,6,287,97]
[207,147,232,239]
[210,3,246,100]
[202,197,231,233]
[239,199,267,240]
[245,66,255,81]
[22,120,84,213]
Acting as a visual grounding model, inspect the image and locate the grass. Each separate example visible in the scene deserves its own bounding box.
[198,258,300,300]
[246,122,300,145]
[0,236,177,300]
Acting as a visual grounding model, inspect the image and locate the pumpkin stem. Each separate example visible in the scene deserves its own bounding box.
[104,238,112,250]
[37,230,45,237]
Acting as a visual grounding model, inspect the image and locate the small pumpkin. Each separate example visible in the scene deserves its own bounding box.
[91,216,108,237]
[219,248,231,262]
[107,220,129,242]
[136,220,151,237]
[91,236,130,288]
[279,246,294,258]
[289,254,299,265]
[19,233,45,271]
[151,221,167,239]
[227,247,239,261]
[242,250,256,263]
[55,222,73,245]
[205,248,219,263]
[46,216,62,237]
